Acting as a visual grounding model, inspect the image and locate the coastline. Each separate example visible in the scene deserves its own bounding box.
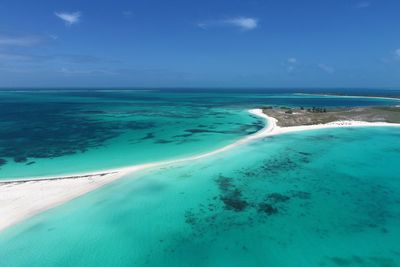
[1,108,400,232]
[294,92,400,102]
[264,113,400,136]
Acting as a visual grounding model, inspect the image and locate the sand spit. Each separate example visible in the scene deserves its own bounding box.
[1,109,399,231]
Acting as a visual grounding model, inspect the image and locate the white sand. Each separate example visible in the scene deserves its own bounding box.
[258,109,400,137]
[294,93,400,102]
[1,108,400,231]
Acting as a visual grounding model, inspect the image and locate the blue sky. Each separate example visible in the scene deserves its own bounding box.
[0,0,400,88]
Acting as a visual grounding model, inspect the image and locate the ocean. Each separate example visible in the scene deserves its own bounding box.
[0,89,399,266]
[0,89,398,179]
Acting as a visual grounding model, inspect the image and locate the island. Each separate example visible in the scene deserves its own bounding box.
[262,106,400,127]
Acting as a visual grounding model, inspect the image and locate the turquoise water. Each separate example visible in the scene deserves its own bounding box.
[0,91,260,178]
[0,89,398,179]
[1,127,399,266]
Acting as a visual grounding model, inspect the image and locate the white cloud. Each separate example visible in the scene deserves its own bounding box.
[380,49,400,63]
[197,23,207,29]
[198,17,258,31]
[0,36,42,46]
[122,11,133,18]
[287,65,295,73]
[55,11,81,26]
[224,17,258,30]
[49,34,59,40]
[0,53,31,61]
[60,67,115,75]
[355,2,371,8]
[318,64,335,74]
[283,57,298,73]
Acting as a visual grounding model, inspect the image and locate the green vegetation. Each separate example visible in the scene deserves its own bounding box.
[262,106,400,127]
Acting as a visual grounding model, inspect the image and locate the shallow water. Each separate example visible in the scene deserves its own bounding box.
[0,91,260,178]
[0,89,398,179]
[1,127,399,267]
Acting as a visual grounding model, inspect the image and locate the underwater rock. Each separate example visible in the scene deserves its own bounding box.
[329,256,354,266]
[184,211,197,226]
[14,156,28,163]
[173,133,193,138]
[0,158,6,166]
[140,132,155,140]
[216,175,248,212]
[185,129,218,134]
[262,156,299,174]
[81,110,106,114]
[220,190,249,212]
[326,255,396,267]
[0,101,157,161]
[216,175,234,192]
[257,203,278,215]
[154,139,173,144]
[267,193,290,203]
[290,191,311,200]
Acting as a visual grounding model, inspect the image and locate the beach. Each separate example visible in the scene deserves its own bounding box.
[1,108,400,232]
[294,92,400,102]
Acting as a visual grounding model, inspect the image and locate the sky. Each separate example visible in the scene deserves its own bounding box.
[0,0,400,88]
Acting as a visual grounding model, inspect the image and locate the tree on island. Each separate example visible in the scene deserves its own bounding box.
[307,107,328,113]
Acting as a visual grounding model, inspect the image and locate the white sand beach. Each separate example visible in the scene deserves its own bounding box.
[294,93,400,102]
[1,108,400,231]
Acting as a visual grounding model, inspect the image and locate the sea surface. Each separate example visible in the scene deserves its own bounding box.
[0,89,400,266]
[0,89,398,179]
[1,127,400,266]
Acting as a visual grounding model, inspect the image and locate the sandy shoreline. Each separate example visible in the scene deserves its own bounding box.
[1,108,400,232]
[294,92,400,102]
